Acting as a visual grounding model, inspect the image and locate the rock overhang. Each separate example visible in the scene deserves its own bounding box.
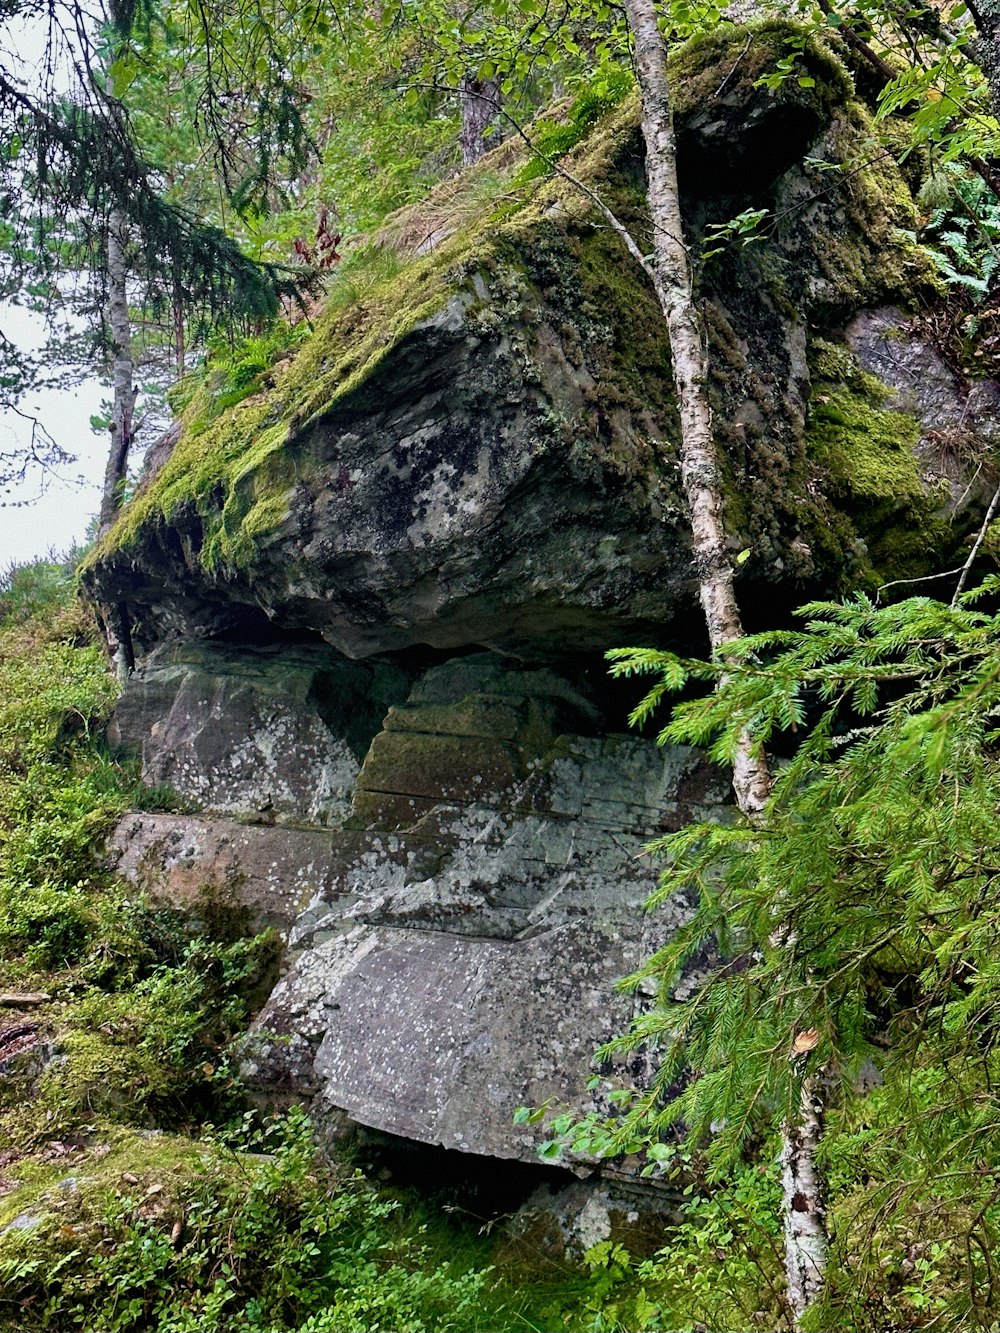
[90,21,1000,1174]
[81,21,962,662]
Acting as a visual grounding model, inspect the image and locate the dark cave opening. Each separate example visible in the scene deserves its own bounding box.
[350,1125,583,1222]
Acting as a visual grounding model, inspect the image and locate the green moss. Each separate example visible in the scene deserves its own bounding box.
[0,1130,209,1234]
[0,1113,508,1333]
[199,421,295,570]
[805,340,955,584]
[668,18,853,117]
[808,368,922,505]
[88,25,749,580]
[816,105,926,310]
[86,91,627,576]
[87,244,513,577]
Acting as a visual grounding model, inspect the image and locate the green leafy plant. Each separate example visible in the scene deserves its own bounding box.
[589,583,1000,1328]
[914,165,1000,300]
[512,65,634,187]
[701,207,770,261]
[192,320,311,418]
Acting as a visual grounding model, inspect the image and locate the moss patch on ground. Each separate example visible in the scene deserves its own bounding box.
[0,571,286,1156]
[0,1114,510,1333]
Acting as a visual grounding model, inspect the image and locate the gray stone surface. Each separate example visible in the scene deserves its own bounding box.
[109,639,409,823]
[848,306,1000,513]
[107,814,336,931]
[107,645,728,1163]
[92,284,692,657]
[510,1178,680,1258]
[245,920,665,1162]
[241,654,731,1163]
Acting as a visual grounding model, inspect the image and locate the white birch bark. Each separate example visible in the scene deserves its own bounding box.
[99,211,136,681]
[622,0,770,819]
[781,1070,829,1318]
[619,0,827,1319]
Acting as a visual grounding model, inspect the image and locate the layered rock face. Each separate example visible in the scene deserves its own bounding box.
[110,647,730,1161]
[95,25,998,1171]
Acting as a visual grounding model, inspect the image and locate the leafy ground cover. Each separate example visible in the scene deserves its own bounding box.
[2,557,764,1333]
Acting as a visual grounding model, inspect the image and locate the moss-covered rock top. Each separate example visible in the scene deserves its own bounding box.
[82,21,979,658]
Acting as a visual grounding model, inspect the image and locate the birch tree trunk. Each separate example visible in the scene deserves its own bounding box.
[98,211,136,682]
[620,0,826,1320]
[622,0,771,819]
[781,1070,830,1318]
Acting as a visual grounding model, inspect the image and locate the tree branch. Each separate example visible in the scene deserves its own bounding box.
[952,479,1000,605]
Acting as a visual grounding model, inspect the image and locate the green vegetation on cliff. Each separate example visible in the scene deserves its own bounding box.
[0,566,787,1333]
[805,340,957,585]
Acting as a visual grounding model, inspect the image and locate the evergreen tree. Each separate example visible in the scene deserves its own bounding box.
[586,580,1000,1328]
[0,0,320,477]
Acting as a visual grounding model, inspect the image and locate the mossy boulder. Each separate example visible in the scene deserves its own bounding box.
[81,22,981,659]
[79,23,1000,1181]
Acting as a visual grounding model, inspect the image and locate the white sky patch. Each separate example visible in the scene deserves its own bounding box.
[0,301,107,566]
[0,8,110,567]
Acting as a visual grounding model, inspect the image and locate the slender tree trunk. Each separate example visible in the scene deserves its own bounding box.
[623,0,771,818]
[459,74,501,164]
[173,267,185,377]
[620,0,826,1320]
[781,1072,829,1318]
[968,0,1000,112]
[100,213,136,535]
[99,211,136,682]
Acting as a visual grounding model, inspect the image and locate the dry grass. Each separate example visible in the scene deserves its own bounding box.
[370,127,533,259]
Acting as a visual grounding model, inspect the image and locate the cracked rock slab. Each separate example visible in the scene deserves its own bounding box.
[242,653,731,1162]
[107,813,336,932]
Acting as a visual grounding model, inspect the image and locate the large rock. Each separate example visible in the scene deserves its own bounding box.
[107,814,336,932]
[91,23,1000,1177]
[113,648,729,1161]
[239,654,730,1162]
[82,26,983,659]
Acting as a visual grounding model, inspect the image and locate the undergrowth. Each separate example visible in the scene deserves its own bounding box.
[0,1110,501,1332]
[2,557,768,1333]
